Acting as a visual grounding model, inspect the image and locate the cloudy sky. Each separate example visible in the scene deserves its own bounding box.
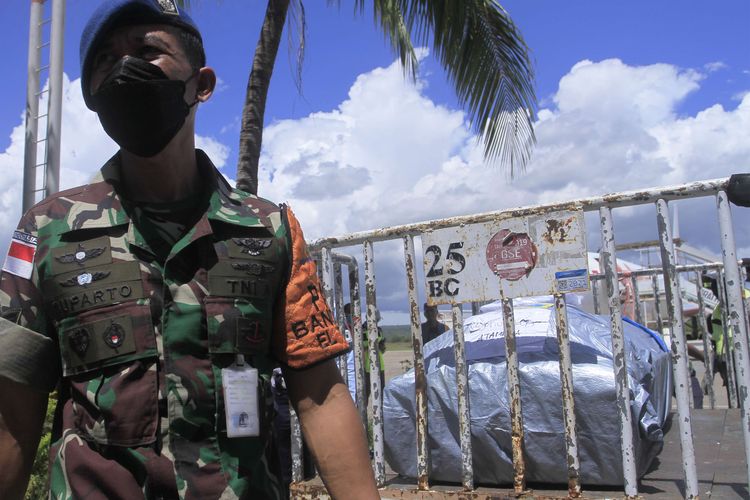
[0,1,748,322]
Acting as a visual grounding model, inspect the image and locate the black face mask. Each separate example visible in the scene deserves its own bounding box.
[90,56,197,157]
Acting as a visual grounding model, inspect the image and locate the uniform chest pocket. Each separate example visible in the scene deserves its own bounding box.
[57,300,158,447]
[204,297,272,355]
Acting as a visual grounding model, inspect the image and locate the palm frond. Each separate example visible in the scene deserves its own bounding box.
[286,0,307,95]
[395,0,537,176]
[355,0,418,80]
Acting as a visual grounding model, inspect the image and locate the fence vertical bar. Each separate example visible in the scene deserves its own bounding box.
[631,275,644,326]
[502,295,527,494]
[591,279,601,315]
[599,206,638,498]
[716,190,750,490]
[320,248,343,378]
[695,271,716,409]
[742,265,749,317]
[554,294,582,497]
[651,274,665,334]
[348,261,367,426]
[333,263,348,382]
[451,304,474,491]
[290,407,303,482]
[742,265,750,327]
[364,240,385,486]
[655,199,699,499]
[718,269,739,408]
[403,235,430,490]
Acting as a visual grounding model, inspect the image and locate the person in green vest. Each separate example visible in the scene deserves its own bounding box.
[708,278,750,402]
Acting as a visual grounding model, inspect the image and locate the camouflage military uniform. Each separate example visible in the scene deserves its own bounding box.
[0,150,348,499]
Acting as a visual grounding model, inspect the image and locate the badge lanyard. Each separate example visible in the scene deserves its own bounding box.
[221,354,259,437]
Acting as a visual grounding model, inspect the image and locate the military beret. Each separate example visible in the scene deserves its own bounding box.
[80,0,204,109]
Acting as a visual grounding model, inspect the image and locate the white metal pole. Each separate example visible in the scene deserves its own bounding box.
[716,191,750,491]
[23,0,44,212]
[599,206,638,497]
[402,235,430,490]
[45,0,64,197]
[451,304,474,491]
[655,199,699,499]
[363,240,385,486]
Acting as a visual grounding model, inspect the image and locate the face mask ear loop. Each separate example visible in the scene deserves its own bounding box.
[185,70,201,108]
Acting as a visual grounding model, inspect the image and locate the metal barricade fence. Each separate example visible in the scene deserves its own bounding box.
[291,177,749,499]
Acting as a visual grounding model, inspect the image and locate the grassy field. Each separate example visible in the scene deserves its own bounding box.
[381,325,413,351]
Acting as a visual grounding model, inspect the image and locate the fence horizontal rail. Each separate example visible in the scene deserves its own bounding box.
[309,178,730,251]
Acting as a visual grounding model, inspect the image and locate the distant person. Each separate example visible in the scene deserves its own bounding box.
[711,282,750,401]
[421,303,449,344]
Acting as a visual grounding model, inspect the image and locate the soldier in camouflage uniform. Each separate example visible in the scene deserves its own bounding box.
[0,1,378,499]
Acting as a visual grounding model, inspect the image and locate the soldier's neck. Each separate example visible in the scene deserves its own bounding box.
[119,131,201,203]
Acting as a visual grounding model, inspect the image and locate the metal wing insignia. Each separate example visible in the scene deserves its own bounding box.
[85,248,106,260]
[232,238,272,256]
[55,245,106,266]
[231,262,275,276]
[59,270,111,288]
[56,253,78,264]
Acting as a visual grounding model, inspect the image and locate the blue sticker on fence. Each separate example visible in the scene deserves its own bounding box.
[555,268,588,293]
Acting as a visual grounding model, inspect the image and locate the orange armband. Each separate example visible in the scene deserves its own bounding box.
[273,206,348,369]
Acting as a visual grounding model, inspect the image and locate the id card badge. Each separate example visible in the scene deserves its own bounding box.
[222,354,260,438]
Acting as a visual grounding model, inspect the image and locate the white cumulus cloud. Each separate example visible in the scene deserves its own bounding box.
[256,56,749,314]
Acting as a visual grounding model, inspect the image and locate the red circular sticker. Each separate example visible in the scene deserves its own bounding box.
[486,230,538,281]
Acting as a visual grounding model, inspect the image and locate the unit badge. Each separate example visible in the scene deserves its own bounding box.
[103,321,126,349]
[157,0,179,15]
[55,243,105,266]
[68,327,91,357]
[231,262,275,276]
[60,271,111,288]
[238,318,264,345]
[232,238,272,256]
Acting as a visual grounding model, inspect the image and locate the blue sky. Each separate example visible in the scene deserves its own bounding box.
[1,1,747,156]
[0,1,748,321]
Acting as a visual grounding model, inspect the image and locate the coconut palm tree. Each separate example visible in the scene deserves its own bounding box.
[177,1,536,195]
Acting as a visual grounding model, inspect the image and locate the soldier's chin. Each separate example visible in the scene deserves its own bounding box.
[119,143,167,158]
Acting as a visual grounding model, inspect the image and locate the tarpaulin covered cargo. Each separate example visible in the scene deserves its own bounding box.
[383,298,672,486]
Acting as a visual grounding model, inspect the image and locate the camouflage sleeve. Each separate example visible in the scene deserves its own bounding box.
[0,216,60,392]
[272,206,349,369]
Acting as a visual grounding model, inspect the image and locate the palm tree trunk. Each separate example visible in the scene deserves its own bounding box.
[236,0,290,195]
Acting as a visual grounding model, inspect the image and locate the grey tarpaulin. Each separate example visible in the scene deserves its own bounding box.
[384,297,672,486]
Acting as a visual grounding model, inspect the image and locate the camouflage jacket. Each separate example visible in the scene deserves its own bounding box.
[0,150,348,499]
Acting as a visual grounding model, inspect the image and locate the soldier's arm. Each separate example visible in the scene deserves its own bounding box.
[284,360,379,500]
[0,377,47,500]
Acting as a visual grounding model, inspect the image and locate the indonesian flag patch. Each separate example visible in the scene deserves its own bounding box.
[3,231,37,279]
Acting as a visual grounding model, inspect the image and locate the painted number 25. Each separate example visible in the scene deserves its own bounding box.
[425,242,466,277]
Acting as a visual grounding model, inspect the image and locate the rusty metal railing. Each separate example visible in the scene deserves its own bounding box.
[293,176,750,499]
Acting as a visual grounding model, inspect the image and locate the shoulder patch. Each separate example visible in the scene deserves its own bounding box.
[2,231,37,279]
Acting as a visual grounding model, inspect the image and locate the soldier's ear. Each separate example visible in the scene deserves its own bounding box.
[195,67,216,102]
